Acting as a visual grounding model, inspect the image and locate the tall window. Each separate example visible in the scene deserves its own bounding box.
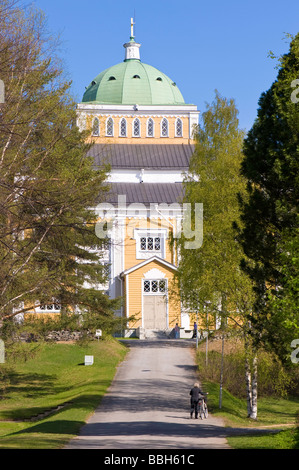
[175,118,183,137]
[161,118,168,137]
[92,117,100,136]
[147,118,154,137]
[133,118,140,137]
[106,117,114,136]
[120,118,127,137]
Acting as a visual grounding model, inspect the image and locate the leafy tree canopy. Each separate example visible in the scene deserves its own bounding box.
[0,1,120,334]
[238,33,299,361]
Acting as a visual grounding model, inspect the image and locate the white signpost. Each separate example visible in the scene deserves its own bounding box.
[84,355,94,366]
[95,329,102,340]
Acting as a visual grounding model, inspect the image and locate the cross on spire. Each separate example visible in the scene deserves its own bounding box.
[130,17,135,39]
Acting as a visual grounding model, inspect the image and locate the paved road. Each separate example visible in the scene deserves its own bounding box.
[65,339,230,449]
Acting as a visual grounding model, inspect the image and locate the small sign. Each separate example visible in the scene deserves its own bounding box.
[85,355,94,366]
[95,329,102,338]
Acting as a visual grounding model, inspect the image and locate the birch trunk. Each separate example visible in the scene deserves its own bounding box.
[219,334,225,409]
[244,333,252,417]
[249,353,258,420]
[244,350,252,417]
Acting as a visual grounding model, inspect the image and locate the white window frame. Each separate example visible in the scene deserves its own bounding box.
[143,278,168,295]
[134,228,167,259]
[161,117,169,137]
[35,299,61,313]
[175,117,183,137]
[99,261,110,290]
[132,117,141,137]
[106,117,114,136]
[119,117,127,137]
[147,118,155,137]
[92,117,100,136]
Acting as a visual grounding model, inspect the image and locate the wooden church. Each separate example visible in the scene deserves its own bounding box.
[76,21,200,338]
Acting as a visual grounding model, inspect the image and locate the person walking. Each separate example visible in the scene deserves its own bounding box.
[174,323,180,339]
[192,322,197,339]
[189,382,203,419]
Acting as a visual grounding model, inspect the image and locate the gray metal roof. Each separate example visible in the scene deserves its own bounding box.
[87,143,194,169]
[103,182,184,205]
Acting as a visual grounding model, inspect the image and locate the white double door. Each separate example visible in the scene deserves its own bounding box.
[142,279,167,329]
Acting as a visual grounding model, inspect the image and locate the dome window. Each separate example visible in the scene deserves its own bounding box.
[133,74,141,79]
[172,82,176,86]
[108,76,116,81]
[156,77,163,81]
[91,81,96,86]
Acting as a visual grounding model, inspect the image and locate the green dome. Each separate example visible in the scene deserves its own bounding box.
[82,60,185,106]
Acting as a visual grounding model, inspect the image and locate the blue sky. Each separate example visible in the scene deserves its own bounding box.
[32,0,299,132]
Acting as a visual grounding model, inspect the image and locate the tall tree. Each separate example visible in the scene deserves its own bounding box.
[237,34,299,362]
[175,91,258,418]
[0,1,119,332]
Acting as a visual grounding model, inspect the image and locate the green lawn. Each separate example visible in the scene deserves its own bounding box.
[1,339,298,449]
[203,381,299,449]
[0,339,127,449]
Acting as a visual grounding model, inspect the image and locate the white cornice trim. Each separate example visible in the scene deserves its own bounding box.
[77,103,199,114]
[120,255,177,277]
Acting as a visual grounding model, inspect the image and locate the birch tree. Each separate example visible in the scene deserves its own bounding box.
[175,91,258,417]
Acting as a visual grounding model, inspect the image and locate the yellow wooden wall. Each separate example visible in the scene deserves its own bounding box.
[124,259,181,329]
[124,216,177,270]
[86,114,191,144]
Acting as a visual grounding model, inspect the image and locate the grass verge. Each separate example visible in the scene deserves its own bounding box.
[0,338,127,449]
[202,380,299,449]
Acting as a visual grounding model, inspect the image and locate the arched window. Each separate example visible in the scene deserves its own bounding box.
[119,118,127,137]
[92,117,100,136]
[161,118,168,137]
[106,117,114,136]
[147,118,154,137]
[133,118,140,137]
[175,118,183,137]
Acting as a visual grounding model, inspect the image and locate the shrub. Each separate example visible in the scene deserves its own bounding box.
[196,342,298,398]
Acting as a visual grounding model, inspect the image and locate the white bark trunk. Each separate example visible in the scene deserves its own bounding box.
[244,352,252,417]
[249,353,258,420]
[244,329,258,420]
[219,334,225,409]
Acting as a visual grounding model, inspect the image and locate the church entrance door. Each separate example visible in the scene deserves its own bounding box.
[142,279,167,329]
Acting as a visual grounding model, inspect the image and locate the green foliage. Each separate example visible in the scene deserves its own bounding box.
[238,33,299,361]
[175,90,254,326]
[0,1,120,334]
[196,341,298,398]
[228,427,299,450]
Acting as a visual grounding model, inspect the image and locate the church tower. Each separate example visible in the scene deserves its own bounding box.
[77,20,199,338]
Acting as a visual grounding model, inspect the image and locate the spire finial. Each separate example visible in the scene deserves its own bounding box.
[130,17,135,39]
[123,17,140,61]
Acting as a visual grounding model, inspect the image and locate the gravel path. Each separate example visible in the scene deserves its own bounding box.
[65,339,231,449]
